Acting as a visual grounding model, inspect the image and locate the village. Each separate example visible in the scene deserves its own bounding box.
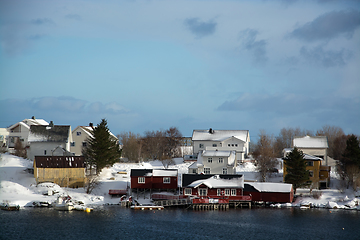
[0,117,359,212]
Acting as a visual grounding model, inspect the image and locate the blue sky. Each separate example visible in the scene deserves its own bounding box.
[1,0,359,140]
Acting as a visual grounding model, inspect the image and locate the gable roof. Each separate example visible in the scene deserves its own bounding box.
[8,118,49,131]
[130,169,178,177]
[186,175,244,189]
[73,125,118,140]
[182,174,243,187]
[29,125,71,142]
[293,136,328,149]
[244,182,292,193]
[192,129,249,142]
[283,148,323,161]
[197,150,236,167]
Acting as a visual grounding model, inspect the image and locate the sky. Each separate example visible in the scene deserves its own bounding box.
[1,0,359,140]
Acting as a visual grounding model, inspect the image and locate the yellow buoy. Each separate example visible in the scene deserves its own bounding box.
[85,208,91,213]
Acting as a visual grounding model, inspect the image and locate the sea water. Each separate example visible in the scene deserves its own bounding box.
[1,206,359,240]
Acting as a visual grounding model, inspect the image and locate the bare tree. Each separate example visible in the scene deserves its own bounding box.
[14,138,27,158]
[316,125,344,158]
[252,130,278,182]
[118,131,141,162]
[84,175,101,194]
[274,127,313,157]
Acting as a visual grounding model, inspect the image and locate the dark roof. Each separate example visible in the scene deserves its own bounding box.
[243,183,260,193]
[34,156,85,168]
[182,174,243,187]
[30,125,70,142]
[130,169,153,177]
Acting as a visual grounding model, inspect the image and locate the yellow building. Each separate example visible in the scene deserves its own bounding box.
[34,156,85,188]
[283,149,330,189]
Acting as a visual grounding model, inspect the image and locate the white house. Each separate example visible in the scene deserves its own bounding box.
[0,128,9,148]
[7,117,49,150]
[70,123,118,156]
[189,129,250,174]
[292,136,329,166]
[188,150,237,174]
[27,121,73,161]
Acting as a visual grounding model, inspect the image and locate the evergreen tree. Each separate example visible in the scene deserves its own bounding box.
[284,147,309,193]
[14,138,27,158]
[337,134,360,190]
[83,119,122,175]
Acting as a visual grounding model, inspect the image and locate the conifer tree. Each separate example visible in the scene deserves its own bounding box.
[284,147,309,193]
[337,134,360,190]
[83,119,122,175]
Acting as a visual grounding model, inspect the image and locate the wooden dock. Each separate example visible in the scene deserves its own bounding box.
[130,205,164,210]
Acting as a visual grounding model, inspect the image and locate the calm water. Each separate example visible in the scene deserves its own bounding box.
[1,206,359,240]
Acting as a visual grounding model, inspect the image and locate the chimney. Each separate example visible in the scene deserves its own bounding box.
[209,128,214,134]
[49,121,54,128]
[31,116,36,120]
[89,123,94,129]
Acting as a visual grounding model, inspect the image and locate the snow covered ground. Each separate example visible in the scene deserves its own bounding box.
[1,153,359,210]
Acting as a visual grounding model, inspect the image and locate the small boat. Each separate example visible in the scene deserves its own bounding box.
[1,203,20,211]
[300,203,311,209]
[54,195,74,211]
[130,205,164,210]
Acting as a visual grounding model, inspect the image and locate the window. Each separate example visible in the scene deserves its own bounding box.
[70,142,75,147]
[231,189,237,196]
[163,177,170,184]
[212,144,217,147]
[76,131,81,136]
[307,161,314,166]
[199,188,207,196]
[138,177,145,184]
[222,168,227,174]
[228,144,230,147]
[82,142,87,147]
[44,150,47,155]
[232,144,234,147]
[192,169,197,174]
[185,188,192,195]
[199,144,204,148]
[204,168,210,174]
[309,171,314,177]
[217,189,221,196]
[218,158,223,163]
[235,144,238,147]
[208,158,212,163]
[225,189,230,196]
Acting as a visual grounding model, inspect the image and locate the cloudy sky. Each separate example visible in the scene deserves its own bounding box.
[1,0,359,140]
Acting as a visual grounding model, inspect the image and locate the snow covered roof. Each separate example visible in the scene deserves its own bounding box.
[202,150,231,157]
[8,118,49,130]
[187,175,244,189]
[130,169,178,177]
[293,136,328,149]
[283,149,323,161]
[192,129,249,142]
[198,150,236,166]
[245,182,292,193]
[74,126,118,140]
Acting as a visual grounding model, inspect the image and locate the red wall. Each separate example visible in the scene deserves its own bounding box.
[131,176,178,190]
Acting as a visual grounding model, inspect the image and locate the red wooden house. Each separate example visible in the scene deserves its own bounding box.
[243,182,294,203]
[182,174,250,201]
[130,169,178,190]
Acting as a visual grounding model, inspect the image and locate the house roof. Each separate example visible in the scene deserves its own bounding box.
[182,174,243,188]
[34,156,85,168]
[8,118,49,130]
[244,182,293,193]
[293,136,328,149]
[130,169,178,177]
[186,175,244,189]
[192,129,249,142]
[28,125,71,142]
[283,148,323,161]
[73,125,118,140]
[197,150,236,167]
